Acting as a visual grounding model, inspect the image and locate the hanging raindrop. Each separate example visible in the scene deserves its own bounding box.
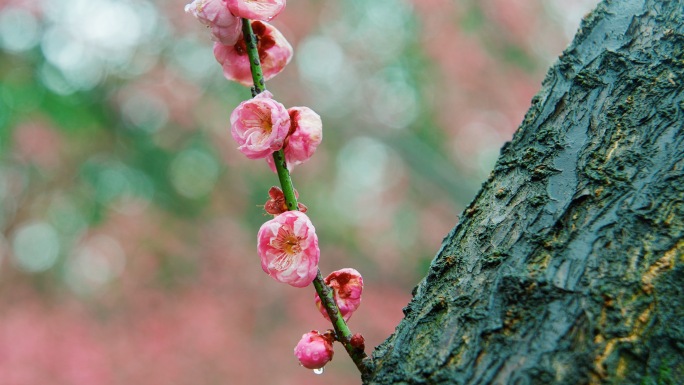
[313,367,324,375]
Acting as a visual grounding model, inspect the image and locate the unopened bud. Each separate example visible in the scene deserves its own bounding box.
[294,330,334,370]
[350,333,365,351]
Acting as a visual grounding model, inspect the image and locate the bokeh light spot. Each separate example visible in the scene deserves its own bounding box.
[170,149,220,199]
[0,7,40,53]
[353,0,412,58]
[297,36,345,84]
[48,196,88,237]
[39,0,157,91]
[92,164,154,211]
[67,235,126,294]
[96,168,130,204]
[77,0,143,51]
[11,222,60,273]
[171,38,218,82]
[121,92,169,133]
[334,137,390,222]
[370,76,417,129]
[39,63,76,95]
[41,26,104,91]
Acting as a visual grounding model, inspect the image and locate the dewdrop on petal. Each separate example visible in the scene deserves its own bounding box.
[315,268,363,322]
[185,0,242,45]
[214,20,293,87]
[294,330,334,370]
[267,106,322,172]
[257,211,319,287]
[230,91,290,159]
[226,0,286,22]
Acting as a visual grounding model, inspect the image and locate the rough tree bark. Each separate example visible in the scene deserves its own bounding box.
[366,1,683,384]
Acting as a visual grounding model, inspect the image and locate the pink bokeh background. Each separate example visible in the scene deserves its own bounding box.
[0,0,598,383]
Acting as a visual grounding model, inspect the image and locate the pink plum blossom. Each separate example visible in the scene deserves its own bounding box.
[264,186,307,215]
[185,0,242,45]
[230,91,290,159]
[293,330,334,370]
[267,107,323,172]
[257,211,319,287]
[226,0,286,22]
[214,21,293,86]
[315,268,363,321]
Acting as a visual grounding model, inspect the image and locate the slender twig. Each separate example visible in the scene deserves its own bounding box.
[313,270,372,376]
[272,149,299,211]
[240,17,373,377]
[241,18,265,96]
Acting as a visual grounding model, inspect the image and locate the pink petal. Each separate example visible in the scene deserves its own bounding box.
[293,330,334,370]
[257,211,319,287]
[226,0,286,22]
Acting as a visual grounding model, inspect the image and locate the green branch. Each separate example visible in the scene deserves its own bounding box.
[272,150,298,211]
[313,270,373,377]
[240,17,372,377]
[241,19,265,96]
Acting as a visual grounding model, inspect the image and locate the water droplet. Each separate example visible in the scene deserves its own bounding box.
[313,367,324,375]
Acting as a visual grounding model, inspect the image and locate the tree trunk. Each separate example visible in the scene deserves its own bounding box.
[366,1,684,384]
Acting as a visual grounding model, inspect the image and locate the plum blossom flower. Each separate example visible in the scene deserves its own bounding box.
[185,0,242,45]
[294,330,334,370]
[264,186,307,215]
[315,268,363,321]
[257,211,319,287]
[226,0,286,22]
[230,91,290,159]
[214,20,293,86]
[267,107,323,172]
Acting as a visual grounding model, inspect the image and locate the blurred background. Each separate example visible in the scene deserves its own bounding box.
[0,0,599,383]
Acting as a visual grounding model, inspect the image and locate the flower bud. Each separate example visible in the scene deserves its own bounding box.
[226,0,286,22]
[214,21,293,86]
[267,106,322,172]
[315,268,363,321]
[350,333,365,352]
[257,211,319,287]
[230,91,290,159]
[185,0,242,45]
[294,330,334,370]
[264,186,308,215]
